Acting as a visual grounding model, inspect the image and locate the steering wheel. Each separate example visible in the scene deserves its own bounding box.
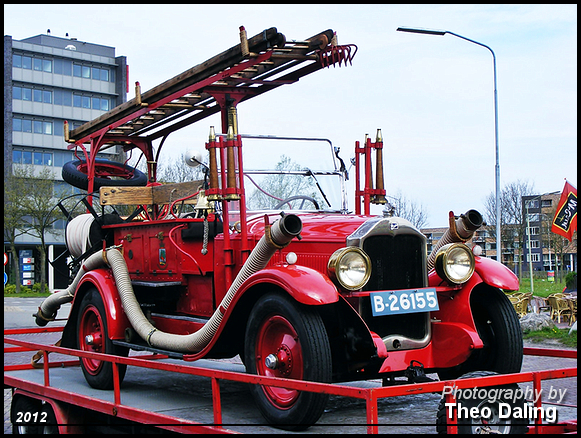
[274,195,320,210]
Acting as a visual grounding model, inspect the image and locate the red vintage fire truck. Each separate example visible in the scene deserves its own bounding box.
[30,26,530,432]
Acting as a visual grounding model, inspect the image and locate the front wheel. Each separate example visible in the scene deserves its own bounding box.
[77,289,129,389]
[244,292,332,430]
[436,371,529,434]
[438,286,523,380]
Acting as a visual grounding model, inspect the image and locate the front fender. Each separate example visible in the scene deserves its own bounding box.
[474,256,519,291]
[238,264,340,305]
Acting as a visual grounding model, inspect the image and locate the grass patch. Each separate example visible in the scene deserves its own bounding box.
[523,326,577,348]
[4,291,52,298]
[4,283,51,298]
[517,279,567,298]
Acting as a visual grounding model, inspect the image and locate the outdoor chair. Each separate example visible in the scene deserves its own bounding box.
[567,298,576,325]
[548,295,573,324]
[514,297,530,318]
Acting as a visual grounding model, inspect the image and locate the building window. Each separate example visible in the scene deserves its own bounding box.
[21,56,32,69]
[14,86,51,103]
[21,87,32,101]
[22,119,32,133]
[43,59,52,73]
[526,199,539,209]
[527,226,540,236]
[33,89,43,102]
[12,149,54,166]
[13,117,53,136]
[527,254,541,263]
[22,151,32,164]
[527,240,540,249]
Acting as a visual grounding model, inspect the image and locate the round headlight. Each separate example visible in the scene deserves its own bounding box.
[434,243,475,284]
[327,247,371,290]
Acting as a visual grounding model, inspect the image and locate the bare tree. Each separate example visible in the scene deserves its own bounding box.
[156,152,205,184]
[246,155,322,210]
[484,179,535,276]
[387,190,429,229]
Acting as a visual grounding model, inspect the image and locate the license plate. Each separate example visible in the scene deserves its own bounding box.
[370,288,439,316]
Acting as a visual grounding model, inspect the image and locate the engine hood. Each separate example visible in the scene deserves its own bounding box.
[246,212,369,243]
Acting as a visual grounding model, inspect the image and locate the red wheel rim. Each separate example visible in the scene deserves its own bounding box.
[77,162,134,180]
[255,315,304,408]
[78,304,105,375]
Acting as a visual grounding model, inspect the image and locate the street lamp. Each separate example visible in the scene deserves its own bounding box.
[397,27,502,261]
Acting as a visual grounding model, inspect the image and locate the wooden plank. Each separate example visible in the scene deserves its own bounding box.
[151,180,204,205]
[99,180,205,206]
[100,186,153,205]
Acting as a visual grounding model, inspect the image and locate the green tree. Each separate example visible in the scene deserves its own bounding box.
[4,169,29,293]
[5,166,63,293]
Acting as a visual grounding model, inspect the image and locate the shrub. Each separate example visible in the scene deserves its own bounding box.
[565,271,577,289]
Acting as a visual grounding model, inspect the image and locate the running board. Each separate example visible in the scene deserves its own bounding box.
[112,340,184,360]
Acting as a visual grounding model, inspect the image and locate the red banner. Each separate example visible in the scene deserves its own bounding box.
[551,180,577,242]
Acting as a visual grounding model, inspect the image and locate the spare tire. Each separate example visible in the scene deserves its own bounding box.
[62,158,148,191]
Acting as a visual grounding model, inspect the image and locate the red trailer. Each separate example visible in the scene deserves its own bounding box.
[4,327,577,433]
[9,25,576,433]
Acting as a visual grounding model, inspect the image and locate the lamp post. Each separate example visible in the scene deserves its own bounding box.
[525,198,535,292]
[397,27,502,261]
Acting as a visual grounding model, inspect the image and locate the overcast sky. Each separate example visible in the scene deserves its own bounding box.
[5,4,577,227]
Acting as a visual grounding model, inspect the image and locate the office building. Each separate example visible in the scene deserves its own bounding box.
[4,31,127,288]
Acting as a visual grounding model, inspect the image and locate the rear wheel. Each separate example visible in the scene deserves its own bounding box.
[245,292,332,430]
[438,287,523,380]
[436,371,529,434]
[77,289,128,389]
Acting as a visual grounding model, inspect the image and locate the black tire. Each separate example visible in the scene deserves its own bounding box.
[274,195,320,210]
[62,158,148,191]
[436,371,529,434]
[76,289,129,389]
[40,404,60,434]
[11,396,42,434]
[244,292,332,430]
[438,287,523,380]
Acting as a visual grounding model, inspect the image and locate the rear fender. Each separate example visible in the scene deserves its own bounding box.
[237,265,340,305]
[70,269,129,340]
